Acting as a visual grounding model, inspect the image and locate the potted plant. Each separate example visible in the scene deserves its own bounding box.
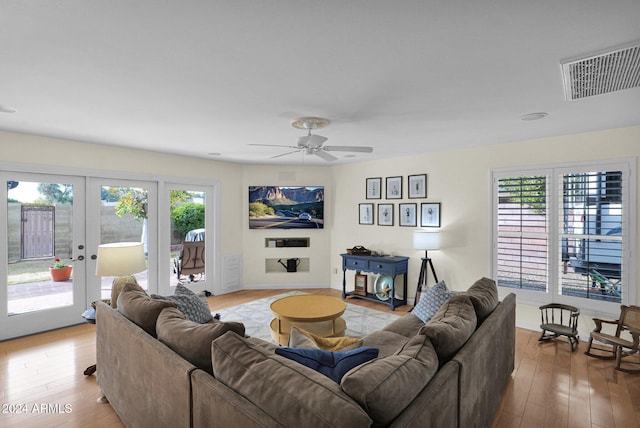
[50,258,72,282]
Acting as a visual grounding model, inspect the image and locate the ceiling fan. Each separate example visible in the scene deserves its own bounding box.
[249,117,373,161]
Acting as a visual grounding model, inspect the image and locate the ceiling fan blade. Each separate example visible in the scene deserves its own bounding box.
[323,145,373,153]
[314,150,338,161]
[249,143,298,149]
[271,150,301,159]
[307,134,328,146]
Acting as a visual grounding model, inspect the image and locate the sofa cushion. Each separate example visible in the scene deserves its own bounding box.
[275,346,379,383]
[211,331,372,427]
[156,307,245,374]
[466,277,499,323]
[361,330,412,358]
[289,327,363,351]
[151,284,213,323]
[412,280,454,323]
[341,334,439,427]
[116,282,176,336]
[420,294,477,364]
[381,312,426,338]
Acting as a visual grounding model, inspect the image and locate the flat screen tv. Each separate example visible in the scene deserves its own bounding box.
[249,186,324,229]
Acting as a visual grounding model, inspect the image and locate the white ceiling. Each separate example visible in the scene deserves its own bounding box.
[1,1,639,165]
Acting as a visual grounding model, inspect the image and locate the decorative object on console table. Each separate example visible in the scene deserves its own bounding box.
[340,253,409,310]
[354,273,367,296]
[95,242,147,307]
[413,230,440,305]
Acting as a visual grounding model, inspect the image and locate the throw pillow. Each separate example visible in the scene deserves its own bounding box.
[419,294,477,363]
[288,327,363,351]
[156,307,245,374]
[412,280,453,323]
[117,282,176,336]
[466,277,499,324]
[151,284,213,323]
[275,346,379,383]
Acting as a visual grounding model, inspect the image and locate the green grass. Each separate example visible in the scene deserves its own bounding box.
[8,258,57,285]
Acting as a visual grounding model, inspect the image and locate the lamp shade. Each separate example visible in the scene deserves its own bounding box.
[95,242,146,276]
[413,231,441,251]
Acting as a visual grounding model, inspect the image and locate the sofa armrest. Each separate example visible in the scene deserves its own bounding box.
[96,301,197,428]
[388,360,459,428]
[192,369,281,428]
[453,293,516,428]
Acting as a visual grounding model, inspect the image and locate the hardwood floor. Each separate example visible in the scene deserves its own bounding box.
[1,288,638,428]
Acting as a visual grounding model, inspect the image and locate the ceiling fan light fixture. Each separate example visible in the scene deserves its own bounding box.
[291,117,330,130]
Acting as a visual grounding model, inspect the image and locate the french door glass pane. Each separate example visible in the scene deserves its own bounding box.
[100,186,149,298]
[7,180,74,314]
[169,189,205,288]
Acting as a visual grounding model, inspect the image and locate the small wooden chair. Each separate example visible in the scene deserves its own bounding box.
[585,305,640,373]
[538,303,580,352]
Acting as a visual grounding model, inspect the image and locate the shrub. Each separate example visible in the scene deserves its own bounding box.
[171,203,205,237]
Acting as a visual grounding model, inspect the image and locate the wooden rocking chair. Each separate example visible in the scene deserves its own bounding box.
[585,305,640,373]
[538,303,580,352]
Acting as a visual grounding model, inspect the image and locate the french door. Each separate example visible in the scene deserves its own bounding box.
[85,178,157,305]
[1,172,87,340]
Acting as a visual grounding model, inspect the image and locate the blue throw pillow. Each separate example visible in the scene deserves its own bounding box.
[412,280,455,323]
[275,346,379,383]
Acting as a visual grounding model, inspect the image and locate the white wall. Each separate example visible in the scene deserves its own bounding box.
[241,165,333,288]
[2,125,638,333]
[330,125,640,332]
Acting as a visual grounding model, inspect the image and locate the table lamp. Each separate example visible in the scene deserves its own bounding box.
[413,230,440,291]
[96,242,147,308]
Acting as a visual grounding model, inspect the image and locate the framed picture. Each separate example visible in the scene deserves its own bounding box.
[420,203,441,227]
[399,203,417,227]
[408,174,427,198]
[354,273,367,296]
[385,176,402,199]
[359,203,374,225]
[366,177,382,199]
[378,203,394,226]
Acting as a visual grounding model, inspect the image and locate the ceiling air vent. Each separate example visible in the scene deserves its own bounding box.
[561,42,640,101]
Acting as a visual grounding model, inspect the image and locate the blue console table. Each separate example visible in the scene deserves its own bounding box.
[340,254,409,310]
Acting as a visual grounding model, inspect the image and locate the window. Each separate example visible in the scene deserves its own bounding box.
[492,160,635,315]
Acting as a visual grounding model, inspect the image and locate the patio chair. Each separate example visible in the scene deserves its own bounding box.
[538,303,580,352]
[174,241,205,282]
[585,305,640,373]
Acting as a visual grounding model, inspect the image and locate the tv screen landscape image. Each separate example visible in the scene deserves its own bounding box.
[249,186,324,229]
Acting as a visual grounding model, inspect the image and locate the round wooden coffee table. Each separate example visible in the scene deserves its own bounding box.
[270,295,347,346]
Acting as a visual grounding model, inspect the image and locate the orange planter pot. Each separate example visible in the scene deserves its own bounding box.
[49,266,72,282]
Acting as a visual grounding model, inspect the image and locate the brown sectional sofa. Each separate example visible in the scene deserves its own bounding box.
[96,278,515,428]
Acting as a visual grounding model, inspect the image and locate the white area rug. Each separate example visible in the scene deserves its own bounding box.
[215,291,401,343]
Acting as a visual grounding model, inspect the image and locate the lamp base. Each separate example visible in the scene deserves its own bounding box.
[110,275,139,309]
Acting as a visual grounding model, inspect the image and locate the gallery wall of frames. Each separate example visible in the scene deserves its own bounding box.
[359,174,440,227]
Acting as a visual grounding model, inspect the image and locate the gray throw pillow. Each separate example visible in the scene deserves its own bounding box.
[412,280,454,323]
[152,284,212,323]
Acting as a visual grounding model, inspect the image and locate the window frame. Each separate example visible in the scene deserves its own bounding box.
[491,158,636,317]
